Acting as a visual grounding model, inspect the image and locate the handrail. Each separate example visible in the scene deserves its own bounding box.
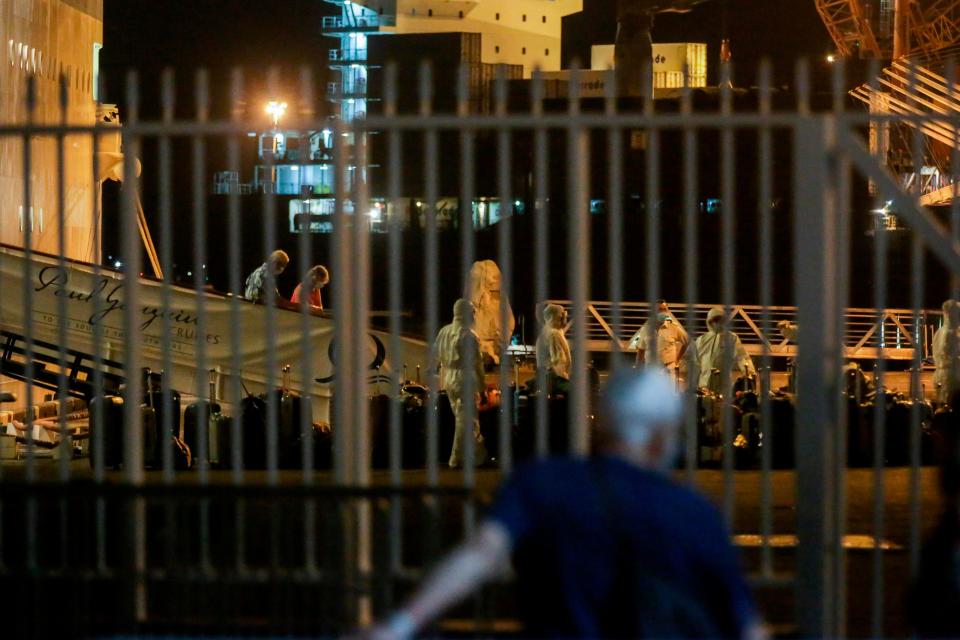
[548,300,937,361]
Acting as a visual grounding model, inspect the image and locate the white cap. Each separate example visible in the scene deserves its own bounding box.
[601,368,683,445]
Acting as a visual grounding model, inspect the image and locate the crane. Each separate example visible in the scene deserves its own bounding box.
[614,0,712,96]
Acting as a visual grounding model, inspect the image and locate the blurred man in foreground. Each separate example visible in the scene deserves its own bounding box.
[361,368,765,639]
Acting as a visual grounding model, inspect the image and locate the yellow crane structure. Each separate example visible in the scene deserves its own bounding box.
[818,1,960,205]
[815,0,884,58]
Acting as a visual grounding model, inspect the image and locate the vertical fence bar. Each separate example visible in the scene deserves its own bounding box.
[793,57,841,638]
[682,67,699,485]
[757,59,774,578]
[157,69,178,586]
[949,59,960,300]
[831,58,850,636]
[457,64,478,521]
[869,59,889,640]
[643,61,660,368]
[719,62,736,526]
[352,111,374,627]
[532,70,549,458]
[21,76,36,493]
[567,65,590,456]
[385,62,404,581]
[419,62,440,487]
[605,68,624,369]
[55,76,70,484]
[263,69,281,485]
[226,69,247,577]
[120,70,147,623]
[91,72,107,575]
[192,70,213,578]
[296,65,318,579]
[159,70,176,484]
[495,69,513,473]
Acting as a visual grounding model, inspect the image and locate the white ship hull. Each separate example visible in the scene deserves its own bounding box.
[0,245,429,425]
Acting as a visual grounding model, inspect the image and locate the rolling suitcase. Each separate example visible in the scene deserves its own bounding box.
[241,394,267,470]
[143,369,181,440]
[769,392,795,469]
[183,370,232,468]
[89,395,157,470]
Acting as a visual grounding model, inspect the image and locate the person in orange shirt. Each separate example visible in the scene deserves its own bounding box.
[291,265,330,311]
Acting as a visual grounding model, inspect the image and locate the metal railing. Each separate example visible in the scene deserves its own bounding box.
[1,58,959,638]
[550,300,941,361]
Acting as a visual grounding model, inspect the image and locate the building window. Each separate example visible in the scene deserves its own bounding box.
[458,10,463,17]
[428,8,432,16]
[522,47,526,54]
[545,48,549,56]
[411,8,416,15]
[495,46,500,53]
[522,14,527,21]
[542,15,546,23]
[496,12,500,20]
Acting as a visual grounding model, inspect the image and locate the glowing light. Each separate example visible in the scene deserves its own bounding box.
[265,100,288,127]
[826,54,836,63]
[113,260,122,268]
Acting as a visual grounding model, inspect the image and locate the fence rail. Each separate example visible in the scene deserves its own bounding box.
[2,58,960,638]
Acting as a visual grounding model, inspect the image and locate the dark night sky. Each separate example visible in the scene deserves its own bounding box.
[103,0,833,107]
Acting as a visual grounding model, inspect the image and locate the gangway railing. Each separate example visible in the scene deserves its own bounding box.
[548,300,939,362]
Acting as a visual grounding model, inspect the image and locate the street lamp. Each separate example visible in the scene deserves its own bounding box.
[266,100,288,128]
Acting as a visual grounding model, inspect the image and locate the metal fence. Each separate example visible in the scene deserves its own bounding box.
[1,58,959,638]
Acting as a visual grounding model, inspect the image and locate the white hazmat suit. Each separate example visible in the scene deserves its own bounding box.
[469,260,515,364]
[536,303,572,382]
[933,299,960,405]
[436,299,488,468]
[694,307,756,394]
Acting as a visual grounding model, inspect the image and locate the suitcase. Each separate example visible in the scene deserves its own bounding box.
[88,395,157,470]
[143,369,181,440]
[241,395,267,470]
[183,371,231,468]
[768,392,795,469]
[369,393,392,469]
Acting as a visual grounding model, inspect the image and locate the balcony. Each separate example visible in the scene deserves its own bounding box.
[321,15,394,32]
[327,79,368,99]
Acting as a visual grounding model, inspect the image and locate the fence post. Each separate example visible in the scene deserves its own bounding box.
[793,116,843,637]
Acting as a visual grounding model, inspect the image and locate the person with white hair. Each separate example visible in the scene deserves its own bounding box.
[536,303,572,394]
[435,298,488,468]
[359,368,765,640]
[933,299,960,404]
[244,249,290,304]
[693,307,756,394]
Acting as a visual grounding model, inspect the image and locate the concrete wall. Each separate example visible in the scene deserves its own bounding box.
[0,0,103,262]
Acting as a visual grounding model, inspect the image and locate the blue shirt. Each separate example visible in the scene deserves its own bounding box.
[487,455,756,638]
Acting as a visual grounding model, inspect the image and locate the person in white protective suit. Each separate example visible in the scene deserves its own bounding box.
[536,303,572,394]
[468,260,515,365]
[693,307,756,394]
[436,299,489,468]
[628,300,689,373]
[933,299,960,405]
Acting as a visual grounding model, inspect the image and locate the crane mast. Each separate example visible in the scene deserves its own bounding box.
[818,0,960,205]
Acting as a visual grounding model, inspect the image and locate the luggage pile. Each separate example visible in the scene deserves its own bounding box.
[89,366,333,472]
